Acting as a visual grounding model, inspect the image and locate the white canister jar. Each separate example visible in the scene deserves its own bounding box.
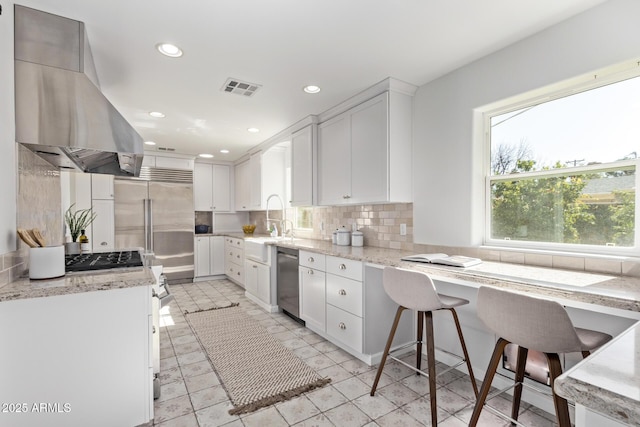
[336,226,351,246]
[351,230,363,247]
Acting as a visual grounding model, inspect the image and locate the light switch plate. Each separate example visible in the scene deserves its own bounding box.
[400,223,407,235]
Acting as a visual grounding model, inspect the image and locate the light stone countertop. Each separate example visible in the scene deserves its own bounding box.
[555,321,640,425]
[0,267,155,302]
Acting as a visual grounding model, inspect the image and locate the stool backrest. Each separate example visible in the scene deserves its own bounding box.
[477,286,583,353]
[383,267,443,312]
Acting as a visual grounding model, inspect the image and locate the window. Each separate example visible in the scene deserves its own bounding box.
[486,73,640,253]
[295,207,313,230]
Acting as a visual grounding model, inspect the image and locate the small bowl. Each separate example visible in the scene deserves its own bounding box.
[242,224,256,235]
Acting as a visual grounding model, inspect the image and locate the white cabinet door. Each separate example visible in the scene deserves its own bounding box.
[91,174,114,199]
[249,152,262,209]
[194,163,214,211]
[350,93,388,204]
[209,236,225,275]
[317,114,350,205]
[91,199,114,251]
[244,260,258,296]
[256,262,271,304]
[300,266,326,332]
[154,156,194,170]
[195,236,210,277]
[212,164,230,212]
[234,160,250,211]
[291,125,315,206]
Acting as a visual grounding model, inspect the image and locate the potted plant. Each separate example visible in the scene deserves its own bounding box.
[64,204,96,254]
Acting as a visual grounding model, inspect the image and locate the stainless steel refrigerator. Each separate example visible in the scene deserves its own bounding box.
[114,178,194,284]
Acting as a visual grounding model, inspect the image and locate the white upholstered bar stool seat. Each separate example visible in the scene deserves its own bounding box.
[370,267,478,426]
[469,286,613,427]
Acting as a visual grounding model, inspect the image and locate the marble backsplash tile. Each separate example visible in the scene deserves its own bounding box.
[0,146,62,286]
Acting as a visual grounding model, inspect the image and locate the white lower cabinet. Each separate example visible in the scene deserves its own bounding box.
[224,237,244,286]
[194,236,224,278]
[300,265,326,332]
[326,304,363,353]
[0,286,153,427]
[245,259,270,305]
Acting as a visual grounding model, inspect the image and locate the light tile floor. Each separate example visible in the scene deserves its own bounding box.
[154,279,560,427]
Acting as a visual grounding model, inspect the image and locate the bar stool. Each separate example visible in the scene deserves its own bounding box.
[470,286,613,426]
[370,267,478,426]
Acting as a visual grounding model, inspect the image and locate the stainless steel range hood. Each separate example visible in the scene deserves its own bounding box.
[14,5,143,177]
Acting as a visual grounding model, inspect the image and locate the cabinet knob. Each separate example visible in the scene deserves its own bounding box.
[343,195,351,199]
[308,257,314,262]
[338,289,346,296]
[252,265,258,269]
[339,264,346,270]
[229,252,233,255]
[307,269,314,275]
[237,271,241,276]
[101,242,108,246]
[338,322,346,330]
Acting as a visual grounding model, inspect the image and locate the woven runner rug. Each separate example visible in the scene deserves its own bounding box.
[185,306,330,415]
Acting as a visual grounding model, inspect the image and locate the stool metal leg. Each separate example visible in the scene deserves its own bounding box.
[469,338,511,427]
[447,308,478,397]
[546,352,571,427]
[511,345,529,423]
[370,305,405,396]
[425,311,438,426]
[416,311,424,375]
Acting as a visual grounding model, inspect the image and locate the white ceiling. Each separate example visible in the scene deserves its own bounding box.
[19,0,606,162]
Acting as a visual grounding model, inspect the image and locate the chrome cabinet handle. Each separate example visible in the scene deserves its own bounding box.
[338,289,346,296]
[101,242,108,246]
[339,264,346,270]
[237,271,241,276]
[307,269,314,275]
[252,265,257,269]
[308,257,314,262]
[339,322,346,330]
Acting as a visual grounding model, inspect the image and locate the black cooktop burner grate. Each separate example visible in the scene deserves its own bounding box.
[65,251,143,272]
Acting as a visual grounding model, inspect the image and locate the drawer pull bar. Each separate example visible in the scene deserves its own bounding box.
[339,322,346,330]
[338,289,346,296]
[339,264,346,270]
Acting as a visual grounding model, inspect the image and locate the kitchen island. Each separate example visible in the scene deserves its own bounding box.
[0,267,155,427]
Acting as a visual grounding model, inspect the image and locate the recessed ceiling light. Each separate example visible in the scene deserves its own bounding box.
[199,153,214,158]
[303,85,321,94]
[149,111,165,118]
[156,43,183,58]
[247,127,260,133]
[144,141,156,146]
[220,149,230,154]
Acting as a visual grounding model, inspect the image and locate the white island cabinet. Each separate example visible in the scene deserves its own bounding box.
[0,285,153,427]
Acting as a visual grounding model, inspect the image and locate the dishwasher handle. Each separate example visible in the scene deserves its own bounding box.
[278,253,298,260]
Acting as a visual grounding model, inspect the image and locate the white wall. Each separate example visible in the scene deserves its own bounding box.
[0,3,16,254]
[413,0,640,247]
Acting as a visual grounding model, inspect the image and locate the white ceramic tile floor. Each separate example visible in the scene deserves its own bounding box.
[154,279,562,426]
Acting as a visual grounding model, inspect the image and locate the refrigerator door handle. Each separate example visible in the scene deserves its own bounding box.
[144,199,152,252]
[149,199,154,252]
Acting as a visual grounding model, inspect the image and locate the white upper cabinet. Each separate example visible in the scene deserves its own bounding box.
[234,159,251,211]
[250,152,262,209]
[317,90,413,205]
[291,125,316,206]
[91,174,114,200]
[194,163,231,212]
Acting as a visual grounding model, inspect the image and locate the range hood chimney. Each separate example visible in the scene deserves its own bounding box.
[14,5,143,177]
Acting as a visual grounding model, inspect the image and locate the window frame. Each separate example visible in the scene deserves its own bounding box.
[483,68,640,256]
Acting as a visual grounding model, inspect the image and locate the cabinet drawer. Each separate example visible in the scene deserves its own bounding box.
[326,304,363,353]
[226,247,244,264]
[228,237,244,249]
[226,262,244,283]
[326,275,362,316]
[326,256,362,281]
[300,250,325,270]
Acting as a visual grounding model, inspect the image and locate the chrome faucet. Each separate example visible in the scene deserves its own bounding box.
[265,194,284,237]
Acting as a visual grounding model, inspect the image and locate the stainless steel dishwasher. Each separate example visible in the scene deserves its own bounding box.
[277,247,304,323]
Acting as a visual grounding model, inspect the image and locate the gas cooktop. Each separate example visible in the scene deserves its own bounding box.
[65,251,143,272]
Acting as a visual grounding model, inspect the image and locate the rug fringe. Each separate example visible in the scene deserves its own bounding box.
[184,302,239,315]
[228,377,331,415]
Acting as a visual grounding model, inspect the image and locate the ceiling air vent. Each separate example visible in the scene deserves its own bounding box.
[221,78,261,97]
[157,147,176,152]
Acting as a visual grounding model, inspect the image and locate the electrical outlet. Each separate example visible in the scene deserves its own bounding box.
[400,223,407,236]
[352,223,357,232]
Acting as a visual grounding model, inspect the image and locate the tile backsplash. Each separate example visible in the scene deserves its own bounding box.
[0,146,62,286]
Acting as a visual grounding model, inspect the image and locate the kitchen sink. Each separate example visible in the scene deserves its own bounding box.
[244,237,300,262]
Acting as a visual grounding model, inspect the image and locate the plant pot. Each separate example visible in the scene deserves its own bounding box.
[65,242,81,255]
